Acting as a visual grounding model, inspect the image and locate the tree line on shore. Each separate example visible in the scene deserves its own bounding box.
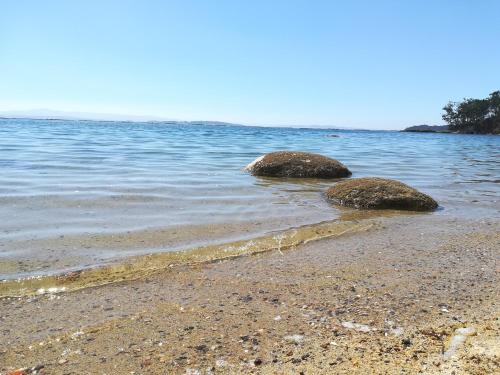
[442,91,500,134]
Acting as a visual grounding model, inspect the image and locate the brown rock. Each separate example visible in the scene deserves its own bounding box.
[245,151,351,178]
[326,177,438,211]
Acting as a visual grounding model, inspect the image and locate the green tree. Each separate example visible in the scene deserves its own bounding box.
[442,91,500,134]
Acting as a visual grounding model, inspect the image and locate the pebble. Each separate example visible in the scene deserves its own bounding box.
[341,321,372,332]
[402,338,411,347]
[215,359,228,368]
[284,334,304,344]
[388,327,404,336]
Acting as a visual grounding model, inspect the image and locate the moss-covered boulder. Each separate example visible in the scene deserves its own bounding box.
[245,151,351,178]
[326,177,438,211]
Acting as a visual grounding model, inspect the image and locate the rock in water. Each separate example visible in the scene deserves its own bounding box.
[326,177,438,211]
[245,151,351,178]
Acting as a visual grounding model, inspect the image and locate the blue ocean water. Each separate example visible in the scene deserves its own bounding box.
[0,118,499,277]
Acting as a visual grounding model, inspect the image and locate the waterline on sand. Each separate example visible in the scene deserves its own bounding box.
[0,216,381,298]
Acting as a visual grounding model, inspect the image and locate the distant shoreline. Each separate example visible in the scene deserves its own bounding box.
[402,124,499,135]
[401,124,450,133]
[2,116,498,134]
[0,116,374,132]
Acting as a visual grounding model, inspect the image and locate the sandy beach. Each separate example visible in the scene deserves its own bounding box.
[2,1,500,373]
[1,212,498,374]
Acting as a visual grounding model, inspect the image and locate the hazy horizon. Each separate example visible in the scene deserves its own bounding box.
[2,1,499,129]
[0,108,446,130]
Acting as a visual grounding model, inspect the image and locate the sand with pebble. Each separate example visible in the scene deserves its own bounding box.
[1,212,499,374]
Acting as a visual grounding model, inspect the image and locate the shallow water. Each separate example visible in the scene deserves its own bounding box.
[0,118,499,279]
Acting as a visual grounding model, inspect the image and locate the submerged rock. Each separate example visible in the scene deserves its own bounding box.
[326,177,438,211]
[245,151,351,178]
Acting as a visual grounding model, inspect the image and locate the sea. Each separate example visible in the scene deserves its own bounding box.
[1,118,499,282]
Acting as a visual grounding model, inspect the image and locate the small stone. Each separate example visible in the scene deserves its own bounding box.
[195,344,209,353]
[341,321,372,332]
[215,359,227,368]
[284,334,305,344]
[240,295,253,303]
[7,369,27,375]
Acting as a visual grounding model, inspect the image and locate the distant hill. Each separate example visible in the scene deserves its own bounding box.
[0,109,172,122]
[402,124,450,133]
[0,114,244,128]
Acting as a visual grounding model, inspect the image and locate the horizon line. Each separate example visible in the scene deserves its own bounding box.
[0,115,384,131]
[0,108,440,131]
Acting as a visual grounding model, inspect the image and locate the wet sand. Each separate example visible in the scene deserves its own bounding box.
[1,213,499,374]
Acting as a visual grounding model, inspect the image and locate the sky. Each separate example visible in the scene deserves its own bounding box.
[1,0,499,129]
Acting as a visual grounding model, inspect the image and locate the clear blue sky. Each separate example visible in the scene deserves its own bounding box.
[1,0,499,129]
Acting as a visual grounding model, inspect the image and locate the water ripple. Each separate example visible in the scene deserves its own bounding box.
[0,118,498,277]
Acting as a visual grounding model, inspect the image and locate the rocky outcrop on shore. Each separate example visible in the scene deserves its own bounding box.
[326,177,438,211]
[245,151,351,178]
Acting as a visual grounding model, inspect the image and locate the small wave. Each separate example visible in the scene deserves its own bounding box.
[0,218,376,298]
